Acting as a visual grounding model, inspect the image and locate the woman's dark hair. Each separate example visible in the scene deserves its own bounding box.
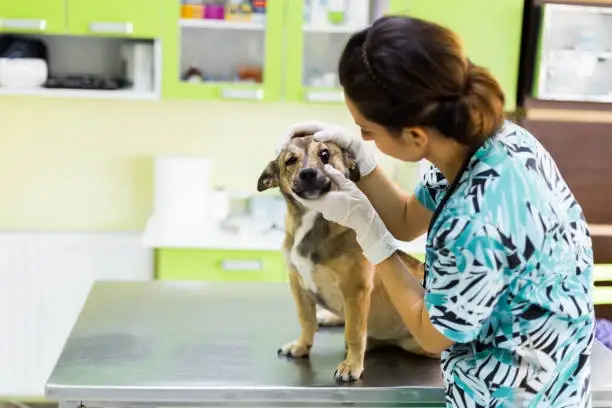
[339,15,505,147]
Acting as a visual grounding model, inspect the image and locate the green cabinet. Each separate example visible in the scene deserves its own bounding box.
[0,0,160,38]
[399,0,524,112]
[0,0,66,34]
[156,247,425,284]
[285,0,409,104]
[156,248,289,283]
[161,0,284,102]
[162,0,407,103]
[67,0,161,38]
[0,0,525,108]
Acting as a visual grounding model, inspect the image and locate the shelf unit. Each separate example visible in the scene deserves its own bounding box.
[0,35,161,101]
[0,0,528,105]
[285,0,408,104]
[162,0,284,102]
[0,0,163,100]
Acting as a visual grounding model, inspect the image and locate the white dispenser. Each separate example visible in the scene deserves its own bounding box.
[152,155,212,225]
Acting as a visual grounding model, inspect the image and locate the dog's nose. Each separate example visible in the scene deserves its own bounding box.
[299,168,318,180]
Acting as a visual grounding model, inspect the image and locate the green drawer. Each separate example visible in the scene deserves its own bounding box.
[156,248,288,283]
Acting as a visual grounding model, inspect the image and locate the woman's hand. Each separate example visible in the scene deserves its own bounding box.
[277,120,377,177]
[292,164,398,265]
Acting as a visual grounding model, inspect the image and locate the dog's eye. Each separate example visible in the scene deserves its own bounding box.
[285,157,298,166]
[319,149,330,164]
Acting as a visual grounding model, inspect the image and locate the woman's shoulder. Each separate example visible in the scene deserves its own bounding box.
[486,120,550,166]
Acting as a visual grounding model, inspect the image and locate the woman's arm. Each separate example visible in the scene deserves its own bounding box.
[379,216,508,355]
[376,253,455,354]
[358,166,432,242]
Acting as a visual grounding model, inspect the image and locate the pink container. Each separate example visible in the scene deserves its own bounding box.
[204,4,224,19]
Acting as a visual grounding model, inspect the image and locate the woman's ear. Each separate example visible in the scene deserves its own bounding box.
[401,127,429,150]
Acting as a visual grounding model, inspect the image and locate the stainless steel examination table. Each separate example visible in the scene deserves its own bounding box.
[45,281,612,408]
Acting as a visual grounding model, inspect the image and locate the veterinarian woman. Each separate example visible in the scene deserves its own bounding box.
[278,15,595,408]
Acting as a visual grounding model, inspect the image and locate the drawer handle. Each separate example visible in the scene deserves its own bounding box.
[220,260,263,271]
[0,19,46,31]
[220,87,264,101]
[304,90,344,103]
[89,22,134,34]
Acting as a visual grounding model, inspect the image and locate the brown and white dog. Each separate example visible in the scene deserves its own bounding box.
[257,134,439,383]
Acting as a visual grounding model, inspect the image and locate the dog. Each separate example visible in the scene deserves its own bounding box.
[257,134,440,383]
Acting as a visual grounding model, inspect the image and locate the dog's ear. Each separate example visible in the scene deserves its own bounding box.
[344,152,361,183]
[257,160,279,192]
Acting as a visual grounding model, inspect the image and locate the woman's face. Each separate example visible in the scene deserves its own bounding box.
[345,96,429,162]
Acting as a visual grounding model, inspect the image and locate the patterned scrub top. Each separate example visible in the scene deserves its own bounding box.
[415,121,595,407]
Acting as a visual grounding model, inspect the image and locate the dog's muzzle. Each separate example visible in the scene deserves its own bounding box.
[292,168,332,199]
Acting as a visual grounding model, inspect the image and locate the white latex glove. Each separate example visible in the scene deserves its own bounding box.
[292,164,398,265]
[276,120,377,177]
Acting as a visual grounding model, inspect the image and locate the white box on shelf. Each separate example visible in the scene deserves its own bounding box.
[0,58,48,89]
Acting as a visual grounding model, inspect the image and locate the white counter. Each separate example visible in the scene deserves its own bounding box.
[142,216,427,255]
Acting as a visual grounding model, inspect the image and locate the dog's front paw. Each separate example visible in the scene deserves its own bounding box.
[334,360,364,383]
[277,340,311,358]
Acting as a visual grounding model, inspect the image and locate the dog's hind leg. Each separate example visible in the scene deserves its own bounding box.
[365,337,390,352]
[394,336,441,359]
[278,269,317,359]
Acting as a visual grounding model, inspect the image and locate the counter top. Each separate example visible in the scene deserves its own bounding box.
[46,281,612,407]
[141,216,428,254]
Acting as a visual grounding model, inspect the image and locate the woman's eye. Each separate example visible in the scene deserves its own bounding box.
[285,157,297,166]
[319,149,330,164]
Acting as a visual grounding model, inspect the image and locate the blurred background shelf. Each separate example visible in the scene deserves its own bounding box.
[0,87,158,100]
[303,24,365,33]
[178,18,265,29]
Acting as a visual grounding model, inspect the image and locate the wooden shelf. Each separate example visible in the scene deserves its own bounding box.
[591,224,612,237]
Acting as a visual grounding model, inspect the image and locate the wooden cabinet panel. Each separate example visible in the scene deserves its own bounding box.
[522,119,612,223]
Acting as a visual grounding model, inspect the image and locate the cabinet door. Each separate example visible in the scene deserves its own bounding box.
[161,0,284,102]
[285,0,408,104]
[66,0,161,38]
[0,0,66,34]
[401,0,524,112]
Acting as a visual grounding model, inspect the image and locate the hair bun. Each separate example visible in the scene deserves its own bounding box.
[461,62,505,144]
[434,94,470,144]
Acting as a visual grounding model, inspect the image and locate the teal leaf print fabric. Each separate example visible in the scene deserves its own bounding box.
[419,121,595,408]
[425,217,508,344]
[414,161,448,212]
